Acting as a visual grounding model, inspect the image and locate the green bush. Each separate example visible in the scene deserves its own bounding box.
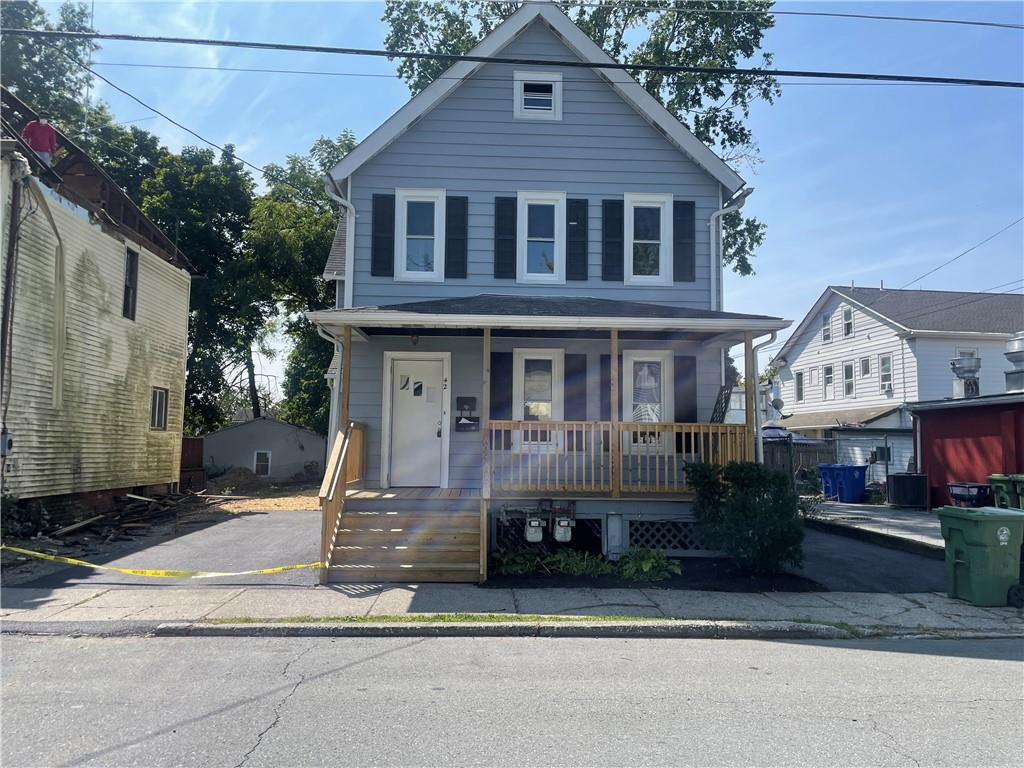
[617,547,682,582]
[493,547,545,576]
[690,461,804,574]
[542,548,616,578]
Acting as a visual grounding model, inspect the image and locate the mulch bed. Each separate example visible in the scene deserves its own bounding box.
[482,558,825,592]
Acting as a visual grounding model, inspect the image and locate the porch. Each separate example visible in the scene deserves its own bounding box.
[311,295,788,583]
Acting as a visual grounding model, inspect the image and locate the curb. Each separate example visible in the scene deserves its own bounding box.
[3,618,1019,641]
[805,517,945,560]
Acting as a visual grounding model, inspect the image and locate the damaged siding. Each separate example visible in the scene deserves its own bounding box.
[1,162,191,499]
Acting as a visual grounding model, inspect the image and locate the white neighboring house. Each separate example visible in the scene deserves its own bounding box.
[769,286,1024,483]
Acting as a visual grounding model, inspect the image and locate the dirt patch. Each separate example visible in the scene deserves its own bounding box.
[482,558,825,592]
[210,482,320,513]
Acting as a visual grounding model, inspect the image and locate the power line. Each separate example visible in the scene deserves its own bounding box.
[3,28,1022,89]
[89,59,1004,88]
[569,1,1024,31]
[898,217,1024,288]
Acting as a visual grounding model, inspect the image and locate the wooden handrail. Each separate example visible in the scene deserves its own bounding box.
[318,421,365,584]
[485,420,748,495]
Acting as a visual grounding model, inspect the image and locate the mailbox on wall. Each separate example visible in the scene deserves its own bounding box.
[455,396,480,432]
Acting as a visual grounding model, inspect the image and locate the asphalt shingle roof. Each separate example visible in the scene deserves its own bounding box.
[831,286,1023,334]
[372,294,781,321]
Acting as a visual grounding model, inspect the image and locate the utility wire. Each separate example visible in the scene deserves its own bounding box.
[567,1,1024,31]
[3,28,1022,89]
[898,217,1024,288]
[89,59,1005,88]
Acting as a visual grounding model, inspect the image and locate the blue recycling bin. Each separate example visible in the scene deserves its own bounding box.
[833,464,868,503]
[818,464,838,498]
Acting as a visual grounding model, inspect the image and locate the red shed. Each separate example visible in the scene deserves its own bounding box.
[910,393,1024,507]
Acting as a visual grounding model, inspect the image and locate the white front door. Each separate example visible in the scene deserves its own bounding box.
[389,358,445,486]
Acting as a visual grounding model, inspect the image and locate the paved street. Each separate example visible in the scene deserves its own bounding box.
[3,635,1022,767]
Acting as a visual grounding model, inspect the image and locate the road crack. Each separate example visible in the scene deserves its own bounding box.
[869,717,921,767]
[235,646,313,767]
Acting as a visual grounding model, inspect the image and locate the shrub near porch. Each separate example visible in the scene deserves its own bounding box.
[689,461,805,574]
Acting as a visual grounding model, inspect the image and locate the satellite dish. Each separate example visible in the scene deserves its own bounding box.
[771,397,785,411]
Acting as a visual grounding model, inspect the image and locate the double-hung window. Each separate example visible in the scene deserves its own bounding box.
[842,306,854,337]
[879,354,893,392]
[513,71,562,120]
[795,371,805,402]
[860,357,870,377]
[821,313,832,343]
[149,387,167,430]
[823,364,835,399]
[512,349,564,445]
[516,191,565,283]
[395,188,445,281]
[843,362,855,397]
[254,450,271,477]
[624,193,673,285]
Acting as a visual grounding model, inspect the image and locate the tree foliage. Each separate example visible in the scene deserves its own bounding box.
[382,0,778,274]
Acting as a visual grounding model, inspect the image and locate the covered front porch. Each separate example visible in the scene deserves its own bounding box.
[310,295,789,582]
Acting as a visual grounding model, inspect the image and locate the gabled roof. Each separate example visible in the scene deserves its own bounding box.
[326,2,744,195]
[202,415,323,439]
[773,286,1024,362]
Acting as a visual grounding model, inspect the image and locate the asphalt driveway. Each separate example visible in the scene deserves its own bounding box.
[6,506,946,594]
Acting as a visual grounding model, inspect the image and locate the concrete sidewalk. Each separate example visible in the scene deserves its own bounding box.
[3,583,1021,639]
[807,502,944,557]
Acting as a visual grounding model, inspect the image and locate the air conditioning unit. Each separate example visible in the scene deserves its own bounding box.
[882,384,893,394]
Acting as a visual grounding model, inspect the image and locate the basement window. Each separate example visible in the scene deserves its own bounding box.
[254,450,272,477]
[150,387,168,431]
[514,71,562,120]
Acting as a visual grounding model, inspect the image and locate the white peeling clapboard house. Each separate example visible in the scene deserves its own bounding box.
[769,286,1024,484]
[308,3,790,583]
[1,88,196,514]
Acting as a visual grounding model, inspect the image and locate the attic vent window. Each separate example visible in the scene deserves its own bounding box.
[514,71,562,121]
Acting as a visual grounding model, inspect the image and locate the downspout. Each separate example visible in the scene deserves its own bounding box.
[323,174,356,310]
[317,324,343,443]
[709,186,754,311]
[751,330,777,463]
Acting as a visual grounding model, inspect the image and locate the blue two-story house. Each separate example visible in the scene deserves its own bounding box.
[309,2,790,583]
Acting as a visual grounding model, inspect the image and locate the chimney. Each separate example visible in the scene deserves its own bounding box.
[1005,332,1024,393]
[950,355,981,398]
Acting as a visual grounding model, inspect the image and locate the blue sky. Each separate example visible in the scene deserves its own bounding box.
[42,0,1024,392]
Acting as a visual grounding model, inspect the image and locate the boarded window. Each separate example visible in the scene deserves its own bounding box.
[150,387,168,430]
[123,248,139,320]
[254,450,271,477]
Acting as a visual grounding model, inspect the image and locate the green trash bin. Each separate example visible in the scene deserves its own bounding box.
[938,506,1024,606]
[1011,475,1024,508]
[988,475,1020,509]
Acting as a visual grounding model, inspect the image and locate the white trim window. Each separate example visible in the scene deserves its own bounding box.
[795,371,805,402]
[955,347,978,359]
[513,71,562,120]
[622,350,674,423]
[395,188,446,282]
[517,191,566,284]
[860,357,870,377]
[842,306,854,337]
[879,354,893,393]
[843,362,855,397]
[821,313,832,344]
[513,348,564,444]
[149,387,168,431]
[624,193,673,285]
[253,450,271,477]
[823,364,835,400]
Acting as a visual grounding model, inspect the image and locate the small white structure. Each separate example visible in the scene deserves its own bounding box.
[203,417,327,483]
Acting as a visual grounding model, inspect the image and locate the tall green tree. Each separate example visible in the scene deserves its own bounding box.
[246,132,356,435]
[382,0,778,275]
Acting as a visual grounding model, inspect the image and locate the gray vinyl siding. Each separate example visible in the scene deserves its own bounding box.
[350,335,723,488]
[910,337,1012,400]
[204,419,327,482]
[348,19,722,310]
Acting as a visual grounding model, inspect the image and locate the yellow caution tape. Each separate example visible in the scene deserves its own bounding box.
[0,545,323,579]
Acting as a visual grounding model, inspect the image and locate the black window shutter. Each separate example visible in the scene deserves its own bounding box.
[371,194,395,277]
[490,351,513,449]
[599,354,623,422]
[601,200,624,281]
[494,197,516,279]
[445,195,468,279]
[566,199,589,281]
[673,355,698,453]
[565,353,587,450]
[673,200,696,283]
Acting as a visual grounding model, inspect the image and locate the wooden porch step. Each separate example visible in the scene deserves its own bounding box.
[331,547,479,566]
[344,498,481,513]
[339,511,480,529]
[327,563,479,584]
[336,530,480,547]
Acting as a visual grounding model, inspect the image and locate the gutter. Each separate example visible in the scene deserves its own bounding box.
[709,186,754,311]
[316,324,343,442]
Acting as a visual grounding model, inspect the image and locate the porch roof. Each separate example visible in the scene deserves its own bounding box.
[308,294,790,335]
[766,405,901,431]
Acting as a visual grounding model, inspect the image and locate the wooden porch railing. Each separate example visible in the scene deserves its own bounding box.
[317,420,365,583]
[486,420,748,496]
